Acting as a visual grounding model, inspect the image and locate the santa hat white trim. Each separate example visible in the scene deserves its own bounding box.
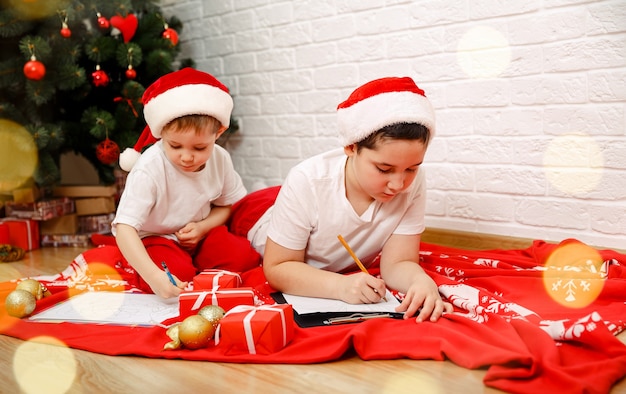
[336,78,435,146]
[144,83,233,138]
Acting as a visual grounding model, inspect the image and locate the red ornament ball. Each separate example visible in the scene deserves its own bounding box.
[60,26,71,38]
[23,59,46,80]
[125,67,137,80]
[96,138,120,165]
[91,69,110,87]
[162,28,179,46]
[97,16,110,29]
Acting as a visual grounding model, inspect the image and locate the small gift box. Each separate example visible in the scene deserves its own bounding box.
[0,223,9,244]
[5,197,74,221]
[179,288,256,318]
[193,269,242,290]
[78,213,115,234]
[0,218,40,251]
[40,234,91,248]
[215,304,294,355]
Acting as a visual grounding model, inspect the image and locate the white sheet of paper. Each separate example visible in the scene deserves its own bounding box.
[29,291,179,326]
[281,290,400,315]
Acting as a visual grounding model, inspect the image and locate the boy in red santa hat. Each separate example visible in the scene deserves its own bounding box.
[230,76,452,322]
[112,67,260,298]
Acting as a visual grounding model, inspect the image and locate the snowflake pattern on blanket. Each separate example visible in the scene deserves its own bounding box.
[1,239,625,394]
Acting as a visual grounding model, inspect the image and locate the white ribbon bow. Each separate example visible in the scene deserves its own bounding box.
[189,289,254,311]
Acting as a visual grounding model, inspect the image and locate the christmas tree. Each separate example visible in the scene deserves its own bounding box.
[0,0,192,188]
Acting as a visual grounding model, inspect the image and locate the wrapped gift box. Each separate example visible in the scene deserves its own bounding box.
[40,234,91,248]
[53,185,117,198]
[0,218,40,251]
[74,197,116,216]
[179,288,256,318]
[0,223,9,244]
[40,214,79,235]
[216,304,294,355]
[78,213,114,234]
[193,269,242,290]
[12,185,40,203]
[5,197,74,221]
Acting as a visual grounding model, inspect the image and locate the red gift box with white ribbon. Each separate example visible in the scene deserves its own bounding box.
[192,269,242,290]
[215,304,294,355]
[178,288,256,318]
[0,218,40,251]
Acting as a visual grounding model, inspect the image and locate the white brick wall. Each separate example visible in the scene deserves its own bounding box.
[162,0,626,250]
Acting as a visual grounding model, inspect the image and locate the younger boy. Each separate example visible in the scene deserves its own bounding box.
[113,68,260,298]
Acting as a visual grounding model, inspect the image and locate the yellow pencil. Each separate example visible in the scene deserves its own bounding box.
[337,234,387,301]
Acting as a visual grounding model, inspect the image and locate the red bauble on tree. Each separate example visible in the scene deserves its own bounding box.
[91,65,110,87]
[125,66,136,80]
[162,25,179,46]
[96,12,110,29]
[96,138,120,165]
[23,56,45,80]
[60,22,71,38]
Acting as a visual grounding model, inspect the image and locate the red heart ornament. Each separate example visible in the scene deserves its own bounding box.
[110,14,138,43]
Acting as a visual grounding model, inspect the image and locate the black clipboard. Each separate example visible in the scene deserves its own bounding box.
[271,292,404,328]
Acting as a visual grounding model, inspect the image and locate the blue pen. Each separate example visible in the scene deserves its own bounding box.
[161,261,177,286]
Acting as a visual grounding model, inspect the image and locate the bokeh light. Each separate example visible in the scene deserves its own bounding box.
[457,26,511,79]
[2,0,65,19]
[0,119,38,193]
[13,336,76,394]
[543,242,605,308]
[543,133,604,195]
[66,262,126,320]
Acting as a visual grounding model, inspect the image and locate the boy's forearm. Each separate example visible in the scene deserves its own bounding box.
[381,259,429,293]
[198,205,231,233]
[115,224,160,282]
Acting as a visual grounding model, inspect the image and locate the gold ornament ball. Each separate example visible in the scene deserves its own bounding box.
[178,315,215,350]
[16,278,44,300]
[5,289,37,318]
[198,305,225,327]
[163,323,182,350]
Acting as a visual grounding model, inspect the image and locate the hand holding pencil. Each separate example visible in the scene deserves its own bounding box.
[337,235,387,302]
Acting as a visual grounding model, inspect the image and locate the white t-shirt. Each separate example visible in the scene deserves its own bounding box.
[112,140,246,241]
[249,148,427,273]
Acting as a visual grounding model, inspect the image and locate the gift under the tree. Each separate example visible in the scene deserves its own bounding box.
[74,197,116,216]
[193,269,242,290]
[179,288,256,318]
[215,304,294,355]
[0,218,40,251]
[78,213,115,234]
[53,185,117,198]
[5,197,74,221]
[0,222,10,244]
[40,214,79,235]
[40,234,91,248]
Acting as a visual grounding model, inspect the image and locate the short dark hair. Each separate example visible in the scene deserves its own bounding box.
[355,122,431,151]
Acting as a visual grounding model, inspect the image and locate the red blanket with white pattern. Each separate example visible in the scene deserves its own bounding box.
[1,239,625,394]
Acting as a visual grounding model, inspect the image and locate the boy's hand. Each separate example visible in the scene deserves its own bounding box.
[395,273,453,322]
[338,272,387,304]
[149,272,186,299]
[175,222,204,250]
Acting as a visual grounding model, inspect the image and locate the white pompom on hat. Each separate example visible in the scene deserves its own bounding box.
[118,125,158,172]
[118,67,234,171]
[336,76,435,146]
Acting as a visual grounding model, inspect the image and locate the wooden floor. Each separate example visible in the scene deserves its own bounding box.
[1,232,625,393]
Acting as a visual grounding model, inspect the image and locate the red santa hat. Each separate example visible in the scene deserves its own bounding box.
[336,76,435,146]
[119,67,233,171]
